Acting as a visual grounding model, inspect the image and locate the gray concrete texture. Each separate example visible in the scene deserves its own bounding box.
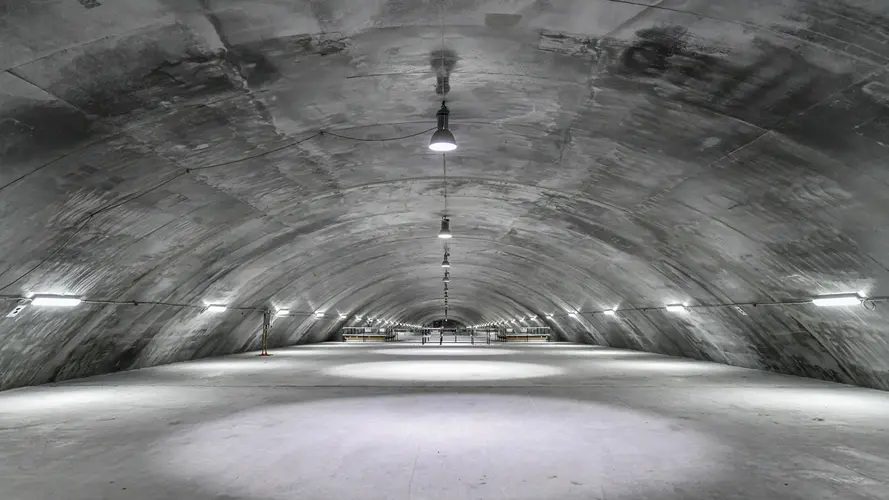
[1,0,889,390]
[2,342,889,500]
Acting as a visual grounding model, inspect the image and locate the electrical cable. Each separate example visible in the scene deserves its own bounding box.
[187,132,321,171]
[439,0,448,97]
[0,90,275,195]
[0,294,317,314]
[321,127,436,142]
[571,297,889,317]
[0,124,435,293]
[0,170,188,292]
[442,153,448,215]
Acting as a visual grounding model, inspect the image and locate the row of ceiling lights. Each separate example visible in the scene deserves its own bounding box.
[8,294,443,329]
[3,105,464,323]
[466,292,872,327]
[423,103,876,326]
[9,291,872,326]
[432,102,456,324]
[8,99,869,326]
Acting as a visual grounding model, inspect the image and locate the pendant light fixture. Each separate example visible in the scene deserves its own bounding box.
[441,251,451,268]
[443,271,450,283]
[438,217,452,239]
[429,102,457,151]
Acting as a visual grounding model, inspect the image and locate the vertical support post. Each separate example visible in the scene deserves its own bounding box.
[258,309,271,356]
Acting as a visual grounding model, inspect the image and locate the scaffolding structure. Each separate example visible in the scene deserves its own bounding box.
[420,328,493,344]
[497,326,551,342]
[341,326,396,342]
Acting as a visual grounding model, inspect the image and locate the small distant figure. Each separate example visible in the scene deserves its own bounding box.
[439,333,443,345]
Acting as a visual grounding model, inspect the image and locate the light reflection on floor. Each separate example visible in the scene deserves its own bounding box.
[323,360,563,381]
[372,347,516,356]
[536,348,654,357]
[3,342,889,500]
[153,394,723,500]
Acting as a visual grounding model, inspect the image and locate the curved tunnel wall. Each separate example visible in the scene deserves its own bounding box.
[2,0,889,390]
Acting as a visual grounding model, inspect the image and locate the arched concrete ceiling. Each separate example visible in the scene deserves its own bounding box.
[2,0,889,390]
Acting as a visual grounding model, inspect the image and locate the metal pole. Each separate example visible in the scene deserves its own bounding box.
[258,310,271,356]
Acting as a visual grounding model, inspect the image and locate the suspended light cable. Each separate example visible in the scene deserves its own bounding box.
[438,154,452,239]
[443,153,447,216]
[429,2,457,152]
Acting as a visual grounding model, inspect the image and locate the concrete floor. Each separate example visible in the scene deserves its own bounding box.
[2,342,888,500]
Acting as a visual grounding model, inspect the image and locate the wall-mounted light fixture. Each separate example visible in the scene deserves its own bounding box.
[812,293,862,307]
[32,295,82,307]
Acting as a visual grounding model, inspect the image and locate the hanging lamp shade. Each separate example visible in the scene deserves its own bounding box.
[442,272,450,283]
[429,102,457,152]
[438,217,452,239]
[441,252,451,268]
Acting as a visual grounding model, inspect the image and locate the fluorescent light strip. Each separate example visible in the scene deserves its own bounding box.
[665,304,686,313]
[31,296,82,307]
[276,309,290,317]
[812,294,861,307]
[604,309,617,316]
[206,305,227,313]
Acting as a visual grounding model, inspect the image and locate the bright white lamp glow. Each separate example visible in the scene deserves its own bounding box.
[429,103,457,151]
[205,305,227,313]
[665,304,687,313]
[568,312,578,318]
[429,136,457,152]
[153,395,719,500]
[314,311,325,318]
[812,294,861,307]
[276,309,290,317]
[31,296,81,307]
[604,309,617,316]
[438,217,452,239]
